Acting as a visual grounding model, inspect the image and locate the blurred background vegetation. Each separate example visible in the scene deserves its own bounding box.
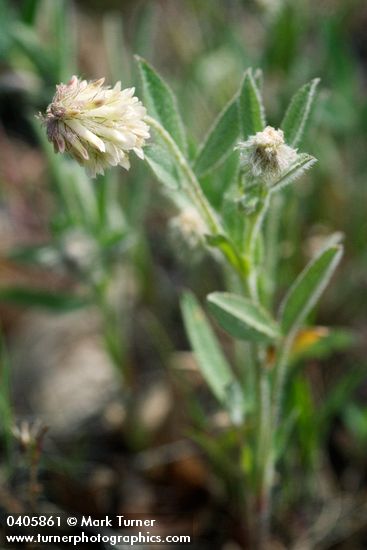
[0,0,366,548]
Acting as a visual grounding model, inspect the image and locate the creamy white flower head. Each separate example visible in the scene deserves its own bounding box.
[41,75,150,177]
[169,207,207,250]
[237,126,298,184]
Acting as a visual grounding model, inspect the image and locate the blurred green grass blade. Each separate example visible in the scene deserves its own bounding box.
[100,174,127,237]
[11,22,54,81]
[344,404,367,441]
[281,78,320,147]
[136,56,188,154]
[238,68,266,140]
[8,244,58,266]
[0,331,13,464]
[190,429,240,478]
[264,4,299,72]
[207,292,280,343]
[193,93,239,177]
[291,376,318,463]
[103,12,130,83]
[275,410,298,461]
[280,245,343,335]
[32,117,66,189]
[69,170,101,228]
[34,118,104,229]
[133,3,157,59]
[181,292,245,423]
[0,0,13,58]
[0,288,91,311]
[144,144,181,189]
[325,368,365,426]
[21,0,41,25]
[52,0,76,81]
[270,154,317,193]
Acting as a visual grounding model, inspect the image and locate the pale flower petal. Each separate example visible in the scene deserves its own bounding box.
[66,119,106,152]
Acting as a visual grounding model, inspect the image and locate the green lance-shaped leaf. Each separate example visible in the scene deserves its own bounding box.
[193,93,239,177]
[281,78,320,148]
[181,292,245,423]
[0,287,91,311]
[270,153,317,193]
[280,245,343,335]
[144,143,181,189]
[136,56,187,154]
[238,69,266,140]
[207,292,280,343]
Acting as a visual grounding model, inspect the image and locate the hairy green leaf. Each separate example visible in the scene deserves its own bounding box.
[136,56,187,154]
[193,94,239,177]
[281,78,320,147]
[280,245,343,335]
[181,292,244,423]
[270,153,317,193]
[207,292,280,342]
[144,143,181,189]
[238,69,266,140]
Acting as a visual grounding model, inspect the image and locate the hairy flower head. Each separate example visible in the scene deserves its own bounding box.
[40,75,150,177]
[237,126,297,184]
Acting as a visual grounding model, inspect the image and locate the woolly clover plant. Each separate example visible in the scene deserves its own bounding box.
[40,61,342,547]
[135,60,342,547]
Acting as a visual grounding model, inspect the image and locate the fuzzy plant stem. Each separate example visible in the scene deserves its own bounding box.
[254,332,297,548]
[244,192,270,301]
[272,331,295,424]
[242,188,277,548]
[146,116,251,283]
[145,116,221,235]
[251,345,272,550]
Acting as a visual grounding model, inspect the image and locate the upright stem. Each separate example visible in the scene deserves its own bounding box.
[272,332,294,424]
[246,194,270,261]
[148,114,279,544]
[146,116,250,280]
[145,116,221,235]
[240,189,274,548]
[244,193,270,302]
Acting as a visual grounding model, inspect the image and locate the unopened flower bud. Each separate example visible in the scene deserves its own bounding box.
[237,126,298,184]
